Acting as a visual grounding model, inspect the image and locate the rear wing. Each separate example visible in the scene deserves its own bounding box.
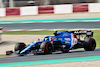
[71,30,93,37]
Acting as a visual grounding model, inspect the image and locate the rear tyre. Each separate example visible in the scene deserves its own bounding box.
[83,38,96,51]
[14,43,26,56]
[40,42,53,54]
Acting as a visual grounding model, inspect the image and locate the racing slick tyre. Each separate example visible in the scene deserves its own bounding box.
[83,38,96,51]
[40,42,54,54]
[14,43,26,56]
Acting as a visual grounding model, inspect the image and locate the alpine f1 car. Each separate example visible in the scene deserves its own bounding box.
[14,30,96,56]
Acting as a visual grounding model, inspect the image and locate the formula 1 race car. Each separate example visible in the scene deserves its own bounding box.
[14,30,96,56]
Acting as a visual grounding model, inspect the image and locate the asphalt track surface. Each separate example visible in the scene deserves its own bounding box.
[0,48,100,63]
[0,21,100,30]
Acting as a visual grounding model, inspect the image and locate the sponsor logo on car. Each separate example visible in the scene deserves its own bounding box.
[65,38,70,40]
[63,34,68,36]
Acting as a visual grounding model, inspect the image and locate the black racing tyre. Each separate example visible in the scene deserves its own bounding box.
[83,38,96,51]
[14,43,26,56]
[40,42,54,54]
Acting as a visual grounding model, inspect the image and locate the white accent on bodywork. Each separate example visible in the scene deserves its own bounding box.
[70,33,78,48]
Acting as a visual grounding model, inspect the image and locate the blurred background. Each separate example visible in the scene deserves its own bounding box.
[0,0,99,8]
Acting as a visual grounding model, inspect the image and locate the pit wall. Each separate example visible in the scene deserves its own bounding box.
[0,3,100,17]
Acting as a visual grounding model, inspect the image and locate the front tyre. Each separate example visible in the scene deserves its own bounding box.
[40,42,54,54]
[83,38,96,51]
[14,43,26,56]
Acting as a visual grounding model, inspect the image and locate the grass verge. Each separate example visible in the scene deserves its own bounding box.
[0,54,14,57]
[3,31,55,35]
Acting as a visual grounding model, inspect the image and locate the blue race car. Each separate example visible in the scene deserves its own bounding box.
[14,30,96,56]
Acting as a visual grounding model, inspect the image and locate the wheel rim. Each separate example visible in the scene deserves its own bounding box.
[48,46,52,51]
[46,43,52,53]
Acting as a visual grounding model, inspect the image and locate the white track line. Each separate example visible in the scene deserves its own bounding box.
[2,28,100,31]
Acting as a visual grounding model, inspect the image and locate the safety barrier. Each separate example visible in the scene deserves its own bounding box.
[0,3,100,17]
[6,8,20,16]
[38,6,54,14]
[89,3,100,12]
[20,6,38,15]
[0,8,6,17]
[54,4,73,14]
[73,4,88,12]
